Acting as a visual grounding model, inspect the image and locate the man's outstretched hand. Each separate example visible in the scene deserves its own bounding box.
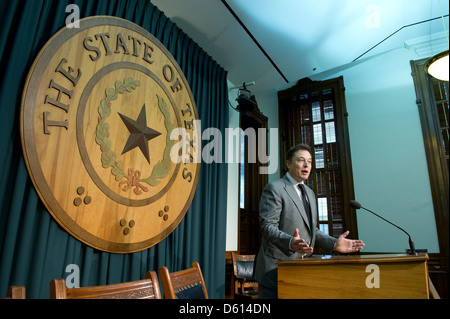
[334,231,365,253]
[290,228,313,254]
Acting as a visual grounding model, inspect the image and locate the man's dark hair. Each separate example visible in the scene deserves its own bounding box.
[286,143,311,162]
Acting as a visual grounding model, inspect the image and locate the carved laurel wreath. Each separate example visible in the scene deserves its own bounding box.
[95,77,175,194]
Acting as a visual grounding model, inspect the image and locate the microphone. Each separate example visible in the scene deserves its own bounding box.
[349,200,419,255]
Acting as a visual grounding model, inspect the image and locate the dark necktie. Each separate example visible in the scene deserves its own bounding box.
[298,183,312,226]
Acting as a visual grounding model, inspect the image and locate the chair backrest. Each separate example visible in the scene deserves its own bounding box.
[50,271,161,299]
[156,262,208,299]
[232,252,256,280]
[2,286,26,299]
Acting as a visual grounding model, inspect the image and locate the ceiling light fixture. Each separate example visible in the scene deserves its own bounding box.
[426,0,449,81]
[426,50,449,81]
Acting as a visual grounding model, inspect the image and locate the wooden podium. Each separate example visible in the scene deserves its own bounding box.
[277,253,430,299]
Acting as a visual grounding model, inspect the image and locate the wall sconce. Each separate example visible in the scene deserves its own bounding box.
[426,50,449,81]
[427,0,449,81]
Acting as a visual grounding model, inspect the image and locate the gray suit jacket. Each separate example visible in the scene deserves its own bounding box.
[254,174,337,291]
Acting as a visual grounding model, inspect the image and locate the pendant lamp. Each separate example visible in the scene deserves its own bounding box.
[426,50,449,81]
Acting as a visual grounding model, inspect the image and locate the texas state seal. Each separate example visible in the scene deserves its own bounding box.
[20,16,200,253]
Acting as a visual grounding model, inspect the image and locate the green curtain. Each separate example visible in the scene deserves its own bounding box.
[0,0,228,298]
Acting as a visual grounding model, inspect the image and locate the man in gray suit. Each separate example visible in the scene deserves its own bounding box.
[254,143,365,298]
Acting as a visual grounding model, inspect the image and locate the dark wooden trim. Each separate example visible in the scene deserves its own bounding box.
[238,96,268,254]
[410,58,449,298]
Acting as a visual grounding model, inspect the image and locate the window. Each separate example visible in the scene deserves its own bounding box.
[278,77,357,238]
[239,129,245,209]
[432,80,449,162]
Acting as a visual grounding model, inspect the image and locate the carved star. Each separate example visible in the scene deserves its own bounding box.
[118,104,161,163]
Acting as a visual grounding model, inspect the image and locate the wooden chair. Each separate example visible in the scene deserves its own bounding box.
[155,262,208,299]
[2,286,26,299]
[50,271,161,299]
[231,252,258,299]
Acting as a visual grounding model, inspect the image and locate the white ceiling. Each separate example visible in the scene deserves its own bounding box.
[151,0,449,94]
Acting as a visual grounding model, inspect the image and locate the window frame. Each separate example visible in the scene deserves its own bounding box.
[410,58,449,298]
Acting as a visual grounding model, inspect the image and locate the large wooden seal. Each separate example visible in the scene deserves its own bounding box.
[20,16,200,253]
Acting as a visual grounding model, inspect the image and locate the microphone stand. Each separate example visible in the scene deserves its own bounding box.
[356,206,425,255]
